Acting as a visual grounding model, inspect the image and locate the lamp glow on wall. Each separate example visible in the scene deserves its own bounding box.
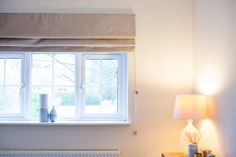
[173,94,207,145]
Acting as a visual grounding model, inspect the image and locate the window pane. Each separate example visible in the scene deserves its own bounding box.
[102,60,118,86]
[6,59,21,85]
[0,86,21,114]
[54,54,75,86]
[31,54,75,119]
[32,54,53,86]
[54,87,75,118]
[85,60,101,86]
[0,57,22,115]
[84,59,118,114]
[85,87,101,109]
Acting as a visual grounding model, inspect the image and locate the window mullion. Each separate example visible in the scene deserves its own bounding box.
[99,60,103,113]
[51,54,55,109]
[3,59,6,109]
[24,53,31,120]
[3,59,6,86]
[75,54,82,120]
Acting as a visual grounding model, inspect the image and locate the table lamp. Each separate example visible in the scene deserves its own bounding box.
[173,94,207,144]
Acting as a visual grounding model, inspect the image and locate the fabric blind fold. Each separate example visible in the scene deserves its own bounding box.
[0,13,135,52]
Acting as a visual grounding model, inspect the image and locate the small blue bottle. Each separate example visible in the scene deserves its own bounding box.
[49,106,57,122]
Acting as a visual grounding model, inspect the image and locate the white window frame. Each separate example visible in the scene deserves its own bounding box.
[0,53,26,119]
[0,52,128,123]
[30,53,76,120]
[79,54,128,121]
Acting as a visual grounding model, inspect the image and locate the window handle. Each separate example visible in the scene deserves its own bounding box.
[20,83,25,89]
[80,84,84,89]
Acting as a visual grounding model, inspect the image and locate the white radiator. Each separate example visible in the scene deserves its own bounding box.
[0,150,120,157]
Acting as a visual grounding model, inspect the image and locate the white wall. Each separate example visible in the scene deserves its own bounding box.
[193,0,236,156]
[0,0,194,157]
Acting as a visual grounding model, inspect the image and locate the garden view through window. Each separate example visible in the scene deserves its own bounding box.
[0,53,128,122]
[0,56,22,115]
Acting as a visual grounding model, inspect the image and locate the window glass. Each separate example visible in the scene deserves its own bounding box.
[31,54,75,119]
[0,58,22,115]
[6,59,21,85]
[84,58,118,115]
[54,54,74,86]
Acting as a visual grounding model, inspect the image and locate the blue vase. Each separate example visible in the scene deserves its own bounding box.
[49,106,57,122]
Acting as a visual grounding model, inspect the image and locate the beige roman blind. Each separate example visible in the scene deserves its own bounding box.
[0,13,135,52]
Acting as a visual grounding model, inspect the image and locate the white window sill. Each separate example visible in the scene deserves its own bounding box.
[0,121,130,126]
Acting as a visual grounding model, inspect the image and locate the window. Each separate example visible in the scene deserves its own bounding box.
[0,52,128,122]
[81,54,127,120]
[0,54,24,117]
[31,54,76,119]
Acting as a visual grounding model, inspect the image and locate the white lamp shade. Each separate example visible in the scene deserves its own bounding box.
[173,94,207,120]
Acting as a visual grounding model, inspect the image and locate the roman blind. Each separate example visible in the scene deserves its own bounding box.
[0,13,135,52]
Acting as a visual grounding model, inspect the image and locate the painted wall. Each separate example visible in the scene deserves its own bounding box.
[0,0,194,157]
[193,0,236,156]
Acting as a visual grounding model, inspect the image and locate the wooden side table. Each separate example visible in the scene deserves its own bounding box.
[161,152,187,157]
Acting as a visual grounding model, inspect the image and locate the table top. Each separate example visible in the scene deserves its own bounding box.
[161,152,187,157]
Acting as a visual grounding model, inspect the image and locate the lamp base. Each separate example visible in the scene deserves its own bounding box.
[180,119,201,151]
